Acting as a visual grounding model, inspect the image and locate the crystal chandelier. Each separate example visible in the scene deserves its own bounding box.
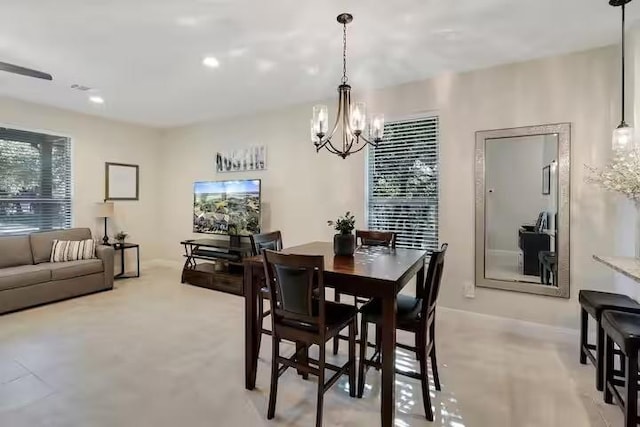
[611,0,635,152]
[310,13,385,159]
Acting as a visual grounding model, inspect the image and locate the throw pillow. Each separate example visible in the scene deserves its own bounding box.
[50,239,97,263]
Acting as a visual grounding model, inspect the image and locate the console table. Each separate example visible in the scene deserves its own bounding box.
[181,239,254,296]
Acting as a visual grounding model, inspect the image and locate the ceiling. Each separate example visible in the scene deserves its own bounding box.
[0,0,638,128]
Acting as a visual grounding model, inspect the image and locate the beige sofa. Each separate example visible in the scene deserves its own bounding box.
[0,228,114,315]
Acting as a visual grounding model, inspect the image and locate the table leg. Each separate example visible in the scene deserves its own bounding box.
[136,247,140,277]
[245,263,259,390]
[381,292,397,427]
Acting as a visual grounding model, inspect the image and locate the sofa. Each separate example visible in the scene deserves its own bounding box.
[0,228,114,315]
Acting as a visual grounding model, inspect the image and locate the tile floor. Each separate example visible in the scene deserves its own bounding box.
[0,266,624,426]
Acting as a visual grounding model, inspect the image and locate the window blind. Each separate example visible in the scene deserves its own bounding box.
[367,116,439,251]
[0,128,72,235]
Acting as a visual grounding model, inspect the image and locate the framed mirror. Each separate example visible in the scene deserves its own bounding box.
[475,124,570,298]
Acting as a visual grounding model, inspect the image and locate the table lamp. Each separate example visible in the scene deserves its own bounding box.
[96,201,114,245]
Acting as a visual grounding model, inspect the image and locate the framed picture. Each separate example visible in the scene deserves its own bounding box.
[542,165,551,195]
[105,162,139,200]
[216,146,266,173]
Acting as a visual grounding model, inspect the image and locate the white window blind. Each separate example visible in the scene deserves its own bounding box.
[367,116,439,250]
[0,128,72,235]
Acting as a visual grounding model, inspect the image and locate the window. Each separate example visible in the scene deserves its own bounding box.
[0,127,72,235]
[366,116,439,251]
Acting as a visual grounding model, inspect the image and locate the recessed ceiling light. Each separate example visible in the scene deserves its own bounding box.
[305,65,320,76]
[89,96,105,104]
[257,59,276,73]
[202,56,220,68]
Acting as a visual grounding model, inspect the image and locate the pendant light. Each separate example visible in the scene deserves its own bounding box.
[611,0,635,152]
[310,13,385,159]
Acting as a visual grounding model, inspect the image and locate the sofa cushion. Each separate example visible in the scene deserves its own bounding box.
[50,239,96,263]
[30,228,92,264]
[0,264,51,291]
[0,235,33,268]
[43,259,104,281]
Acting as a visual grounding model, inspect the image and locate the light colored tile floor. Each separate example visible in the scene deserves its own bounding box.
[0,266,624,426]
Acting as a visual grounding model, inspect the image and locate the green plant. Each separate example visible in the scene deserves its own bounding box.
[327,211,356,235]
[115,231,128,241]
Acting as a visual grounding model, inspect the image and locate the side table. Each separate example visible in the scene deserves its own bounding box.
[113,242,140,280]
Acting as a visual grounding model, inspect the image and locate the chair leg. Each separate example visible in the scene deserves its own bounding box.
[316,343,326,427]
[374,324,382,370]
[267,337,280,419]
[348,320,356,398]
[357,317,369,398]
[333,293,341,355]
[417,329,434,421]
[604,333,614,404]
[596,323,605,391]
[257,296,264,356]
[625,351,638,427]
[429,320,441,391]
[580,307,588,365]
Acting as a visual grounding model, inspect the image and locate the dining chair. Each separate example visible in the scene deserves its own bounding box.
[333,229,396,355]
[262,250,357,427]
[356,243,448,421]
[250,231,283,352]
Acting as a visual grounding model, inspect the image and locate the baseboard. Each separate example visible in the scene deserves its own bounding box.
[439,306,579,341]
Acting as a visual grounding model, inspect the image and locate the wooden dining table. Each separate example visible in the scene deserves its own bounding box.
[244,241,428,427]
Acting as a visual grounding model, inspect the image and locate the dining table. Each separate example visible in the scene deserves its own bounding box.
[244,241,428,427]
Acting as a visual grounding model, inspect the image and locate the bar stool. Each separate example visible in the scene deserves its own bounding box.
[602,310,640,427]
[579,290,640,391]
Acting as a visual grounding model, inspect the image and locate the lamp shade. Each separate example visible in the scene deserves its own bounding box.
[96,202,114,218]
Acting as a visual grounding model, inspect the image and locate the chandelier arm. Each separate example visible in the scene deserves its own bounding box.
[345,141,369,156]
[325,138,345,155]
[358,134,379,147]
[321,89,344,144]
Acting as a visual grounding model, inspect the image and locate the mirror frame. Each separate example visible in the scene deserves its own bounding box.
[475,123,571,298]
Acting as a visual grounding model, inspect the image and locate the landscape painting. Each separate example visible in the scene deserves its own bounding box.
[193,180,261,235]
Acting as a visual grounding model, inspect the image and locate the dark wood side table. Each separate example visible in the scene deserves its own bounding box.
[113,242,140,280]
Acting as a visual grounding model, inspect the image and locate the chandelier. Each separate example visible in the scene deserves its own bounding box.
[310,13,385,159]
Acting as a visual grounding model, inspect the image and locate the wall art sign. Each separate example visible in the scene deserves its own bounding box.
[216,146,267,173]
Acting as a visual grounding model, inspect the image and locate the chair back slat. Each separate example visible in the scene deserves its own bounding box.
[420,243,448,319]
[250,231,283,255]
[356,230,396,248]
[263,250,325,330]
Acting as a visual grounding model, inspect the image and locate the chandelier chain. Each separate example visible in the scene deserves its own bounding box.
[341,22,348,84]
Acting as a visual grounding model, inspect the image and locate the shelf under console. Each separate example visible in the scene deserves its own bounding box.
[180,238,254,296]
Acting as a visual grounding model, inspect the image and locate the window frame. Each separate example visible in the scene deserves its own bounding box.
[0,123,74,235]
[364,111,440,251]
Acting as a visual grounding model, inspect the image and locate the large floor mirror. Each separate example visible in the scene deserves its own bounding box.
[475,123,570,298]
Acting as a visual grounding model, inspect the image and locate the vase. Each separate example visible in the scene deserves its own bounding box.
[333,233,355,256]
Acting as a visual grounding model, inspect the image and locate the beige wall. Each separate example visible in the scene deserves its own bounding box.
[0,44,623,329]
[160,45,621,329]
[0,96,163,262]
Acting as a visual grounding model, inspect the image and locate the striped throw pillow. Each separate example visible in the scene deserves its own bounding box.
[50,239,97,263]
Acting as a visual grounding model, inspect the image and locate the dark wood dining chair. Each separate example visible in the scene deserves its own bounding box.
[262,250,358,427]
[356,243,448,421]
[250,231,283,352]
[333,229,396,355]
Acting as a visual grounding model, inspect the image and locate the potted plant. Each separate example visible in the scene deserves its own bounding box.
[328,211,356,256]
[114,231,128,246]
